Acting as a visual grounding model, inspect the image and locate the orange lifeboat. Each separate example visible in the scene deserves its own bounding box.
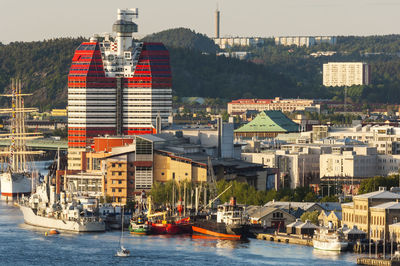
[49,229,60,235]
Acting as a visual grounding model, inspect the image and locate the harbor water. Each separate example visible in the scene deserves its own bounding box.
[0,202,359,266]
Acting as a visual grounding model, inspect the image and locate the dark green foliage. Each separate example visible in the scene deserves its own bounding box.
[300,210,319,225]
[169,47,294,99]
[3,32,400,110]
[320,195,339,202]
[216,180,319,205]
[0,38,85,110]
[142,28,218,53]
[52,127,67,139]
[358,175,400,194]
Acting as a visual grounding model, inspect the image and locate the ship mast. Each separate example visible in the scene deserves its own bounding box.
[0,78,44,173]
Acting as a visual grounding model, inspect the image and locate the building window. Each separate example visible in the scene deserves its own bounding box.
[185,173,188,176]
[118,180,122,184]
[130,180,134,184]
[118,164,122,167]
[112,188,115,192]
[119,189,122,192]
[119,172,122,176]
[112,163,115,167]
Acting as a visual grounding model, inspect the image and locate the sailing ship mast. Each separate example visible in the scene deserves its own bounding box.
[0,78,44,173]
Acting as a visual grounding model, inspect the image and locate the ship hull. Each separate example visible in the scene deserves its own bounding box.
[192,219,244,239]
[129,223,151,235]
[19,205,106,232]
[0,172,31,200]
[313,239,348,251]
[150,222,192,235]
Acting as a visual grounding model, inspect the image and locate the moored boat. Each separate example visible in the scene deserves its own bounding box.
[313,226,348,251]
[192,197,248,239]
[129,216,151,235]
[0,79,44,200]
[19,177,105,232]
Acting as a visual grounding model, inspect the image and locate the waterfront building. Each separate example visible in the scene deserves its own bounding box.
[274,36,337,47]
[323,62,370,87]
[369,202,400,241]
[234,111,299,139]
[67,8,172,170]
[71,128,275,204]
[341,187,400,239]
[318,210,342,228]
[227,97,320,115]
[247,206,296,230]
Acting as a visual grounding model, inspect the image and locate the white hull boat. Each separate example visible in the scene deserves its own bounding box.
[313,239,348,251]
[0,172,31,200]
[20,205,105,232]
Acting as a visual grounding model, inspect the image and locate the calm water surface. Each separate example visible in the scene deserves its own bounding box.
[0,202,358,266]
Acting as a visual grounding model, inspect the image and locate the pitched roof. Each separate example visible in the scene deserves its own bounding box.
[370,201,400,210]
[354,190,400,200]
[264,201,320,211]
[320,202,342,212]
[287,219,304,228]
[298,221,318,229]
[234,111,299,133]
[247,206,293,220]
[329,211,342,220]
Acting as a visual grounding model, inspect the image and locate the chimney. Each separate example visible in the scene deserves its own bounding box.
[215,8,220,38]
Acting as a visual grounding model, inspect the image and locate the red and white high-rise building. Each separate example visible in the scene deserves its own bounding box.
[68,8,172,169]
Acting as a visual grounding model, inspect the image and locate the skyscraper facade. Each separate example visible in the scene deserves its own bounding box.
[67,8,172,169]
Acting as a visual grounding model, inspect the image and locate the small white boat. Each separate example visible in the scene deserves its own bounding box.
[115,207,130,257]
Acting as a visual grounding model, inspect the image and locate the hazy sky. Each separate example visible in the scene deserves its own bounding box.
[1,0,399,43]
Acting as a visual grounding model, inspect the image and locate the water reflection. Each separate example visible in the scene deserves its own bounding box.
[313,249,342,260]
[191,235,249,249]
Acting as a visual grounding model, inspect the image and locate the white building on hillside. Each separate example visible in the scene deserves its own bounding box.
[323,62,370,87]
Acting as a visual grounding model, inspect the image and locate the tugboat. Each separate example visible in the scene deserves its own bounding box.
[313,222,348,251]
[129,215,151,235]
[192,197,248,239]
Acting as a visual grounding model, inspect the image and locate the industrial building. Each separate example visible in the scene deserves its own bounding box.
[67,8,172,170]
[323,62,371,87]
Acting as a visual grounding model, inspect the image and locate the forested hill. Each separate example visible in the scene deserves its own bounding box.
[2,31,400,110]
[141,28,218,53]
[0,38,85,109]
[0,33,295,110]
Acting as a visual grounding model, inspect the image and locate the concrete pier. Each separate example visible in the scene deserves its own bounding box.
[257,233,313,246]
[357,257,400,266]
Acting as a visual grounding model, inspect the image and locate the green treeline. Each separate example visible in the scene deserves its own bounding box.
[358,175,400,194]
[2,29,400,110]
[150,180,338,207]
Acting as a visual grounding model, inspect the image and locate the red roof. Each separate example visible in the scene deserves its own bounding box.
[229,99,273,104]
